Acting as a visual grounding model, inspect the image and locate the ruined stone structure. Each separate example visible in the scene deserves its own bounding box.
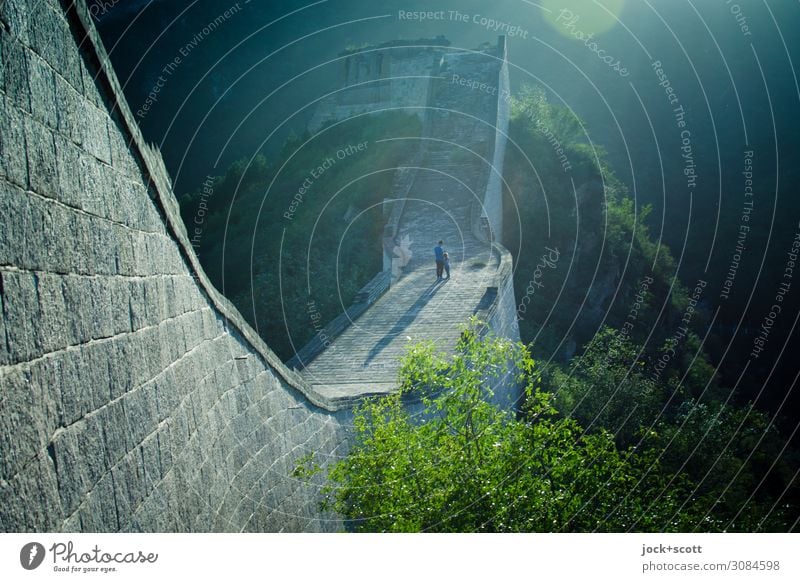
[0,0,515,532]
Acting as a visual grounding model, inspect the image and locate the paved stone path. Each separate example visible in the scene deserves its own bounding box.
[299,48,506,407]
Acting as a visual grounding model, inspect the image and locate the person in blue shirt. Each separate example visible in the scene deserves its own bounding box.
[434,240,445,280]
[443,251,451,279]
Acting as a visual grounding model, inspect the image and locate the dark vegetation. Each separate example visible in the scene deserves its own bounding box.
[298,88,798,531]
[179,112,421,359]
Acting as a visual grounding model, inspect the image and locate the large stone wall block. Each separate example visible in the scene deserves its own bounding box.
[0,367,46,478]
[0,185,25,267]
[60,273,94,346]
[0,452,62,532]
[155,426,173,477]
[123,382,159,448]
[72,413,109,490]
[97,400,133,467]
[89,276,116,339]
[28,3,74,85]
[2,270,42,362]
[1,0,360,533]
[83,340,113,411]
[0,97,29,187]
[36,271,68,353]
[80,153,110,218]
[82,103,112,163]
[1,34,31,112]
[77,49,103,108]
[24,115,58,198]
[54,134,84,207]
[78,471,119,532]
[0,0,30,43]
[49,428,90,516]
[109,277,132,335]
[55,73,84,145]
[140,431,163,483]
[26,51,57,128]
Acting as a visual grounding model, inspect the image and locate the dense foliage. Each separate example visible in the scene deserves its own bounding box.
[311,327,795,531]
[307,88,797,532]
[179,112,421,359]
[316,327,718,532]
[501,87,799,531]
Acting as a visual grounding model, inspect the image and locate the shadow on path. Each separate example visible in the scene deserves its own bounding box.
[361,278,448,367]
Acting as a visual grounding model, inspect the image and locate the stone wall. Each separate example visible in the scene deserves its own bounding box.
[481,37,510,244]
[308,43,443,132]
[0,0,349,533]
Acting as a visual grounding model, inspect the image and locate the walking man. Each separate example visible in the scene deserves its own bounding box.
[434,240,445,280]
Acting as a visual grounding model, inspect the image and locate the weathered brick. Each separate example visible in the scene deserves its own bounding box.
[0,452,62,532]
[77,146,102,216]
[55,71,84,144]
[60,273,94,346]
[26,51,57,128]
[72,414,108,489]
[54,133,84,208]
[0,0,354,535]
[1,34,30,111]
[1,270,42,362]
[78,472,118,532]
[0,96,29,187]
[0,0,31,44]
[36,271,68,353]
[79,55,105,109]
[27,1,59,67]
[50,428,90,516]
[98,399,128,468]
[83,103,112,163]
[24,115,58,198]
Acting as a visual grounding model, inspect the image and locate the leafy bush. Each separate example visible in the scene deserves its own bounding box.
[319,327,709,532]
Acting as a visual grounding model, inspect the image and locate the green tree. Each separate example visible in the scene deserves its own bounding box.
[319,326,708,532]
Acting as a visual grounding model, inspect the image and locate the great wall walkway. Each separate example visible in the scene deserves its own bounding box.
[293,45,517,409]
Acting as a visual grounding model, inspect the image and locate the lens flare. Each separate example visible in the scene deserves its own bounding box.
[543,0,627,37]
